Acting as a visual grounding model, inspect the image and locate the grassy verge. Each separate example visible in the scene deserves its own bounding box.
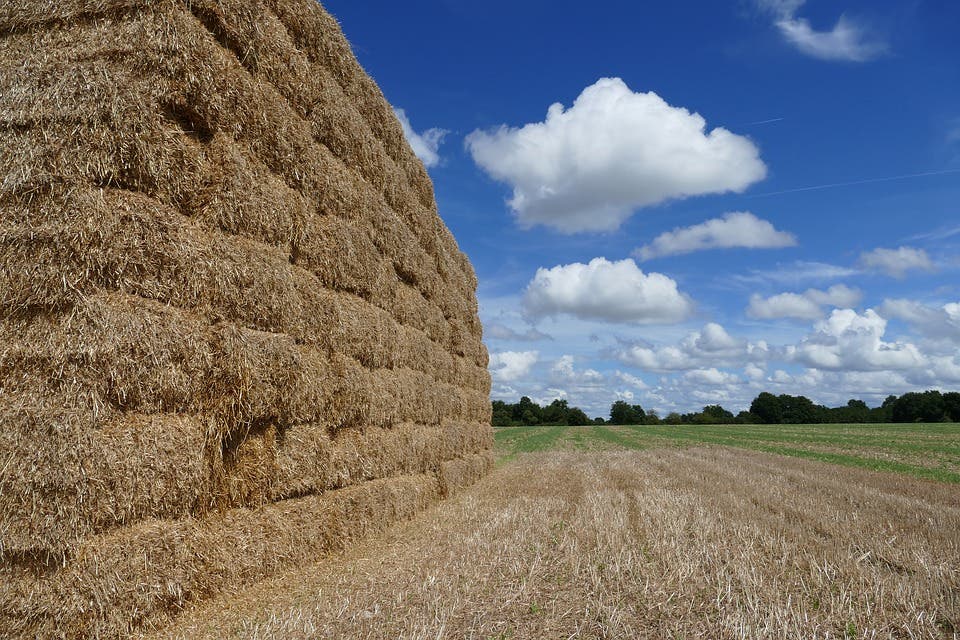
[494,423,960,483]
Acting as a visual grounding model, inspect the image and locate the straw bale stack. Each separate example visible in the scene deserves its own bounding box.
[0,0,492,636]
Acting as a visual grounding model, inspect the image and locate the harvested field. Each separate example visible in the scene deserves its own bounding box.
[153,448,960,639]
[0,0,491,636]
[495,423,960,483]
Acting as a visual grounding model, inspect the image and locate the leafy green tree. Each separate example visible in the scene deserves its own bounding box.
[541,399,570,425]
[778,394,820,424]
[664,412,682,425]
[567,407,592,426]
[701,405,734,424]
[514,396,543,425]
[610,400,642,425]
[893,391,945,422]
[839,399,870,423]
[750,392,782,424]
[944,392,960,422]
[491,400,514,426]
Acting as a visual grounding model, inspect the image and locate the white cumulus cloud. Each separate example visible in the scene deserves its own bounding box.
[635,212,796,260]
[744,363,767,381]
[786,309,925,371]
[748,292,822,320]
[859,246,935,278]
[880,299,960,342]
[747,284,863,320]
[393,107,447,168]
[684,368,741,386]
[466,78,767,233]
[489,350,539,382]
[522,258,694,324]
[617,323,767,372]
[551,355,604,383]
[804,285,863,308]
[757,0,886,62]
[614,371,649,390]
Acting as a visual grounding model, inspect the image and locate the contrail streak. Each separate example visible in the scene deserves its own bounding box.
[747,117,785,125]
[748,168,960,197]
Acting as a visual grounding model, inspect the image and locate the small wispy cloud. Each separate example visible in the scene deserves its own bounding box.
[393,107,448,168]
[756,0,886,62]
[948,118,960,145]
[747,285,863,320]
[906,224,960,243]
[732,260,861,287]
[634,212,796,261]
[859,246,935,279]
[748,168,960,198]
[485,322,554,342]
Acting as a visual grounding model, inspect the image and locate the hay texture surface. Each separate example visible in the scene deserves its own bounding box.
[0,1,492,636]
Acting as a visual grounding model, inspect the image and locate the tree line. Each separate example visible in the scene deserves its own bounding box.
[492,390,960,427]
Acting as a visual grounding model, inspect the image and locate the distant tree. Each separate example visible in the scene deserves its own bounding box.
[944,392,960,422]
[701,405,734,424]
[916,390,946,422]
[750,392,783,424]
[779,394,819,424]
[491,397,595,427]
[593,416,606,425]
[664,412,682,425]
[735,410,759,424]
[541,399,570,425]
[515,396,542,425]
[875,394,899,423]
[491,400,514,426]
[643,410,661,425]
[610,400,643,425]
[893,391,945,423]
[868,405,890,423]
[839,399,870,423]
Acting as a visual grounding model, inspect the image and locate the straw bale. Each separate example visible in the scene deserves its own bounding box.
[274,422,439,499]
[250,0,483,288]
[438,452,495,498]
[0,404,207,558]
[292,212,394,301]
[0,8,481,322]
[0,1,151,34]
[159,4,473,285]
[389,279,450,345]
[232,420,492,505]
[440,420,496,461]
[192,134,312,248]
[0,289,482,429]
[260,0,431,198]
[0,2,478,289]
[0,187,399,359]
[0,474,441,639]
[215,420,280,508]
[0,0,492,632]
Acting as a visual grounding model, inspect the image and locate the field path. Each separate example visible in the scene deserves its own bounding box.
[152,448,960,639]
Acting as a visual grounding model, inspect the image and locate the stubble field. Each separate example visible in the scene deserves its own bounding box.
[154,424,960,639]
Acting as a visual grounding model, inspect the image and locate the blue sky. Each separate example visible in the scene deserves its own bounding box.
[324,0,960,417]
